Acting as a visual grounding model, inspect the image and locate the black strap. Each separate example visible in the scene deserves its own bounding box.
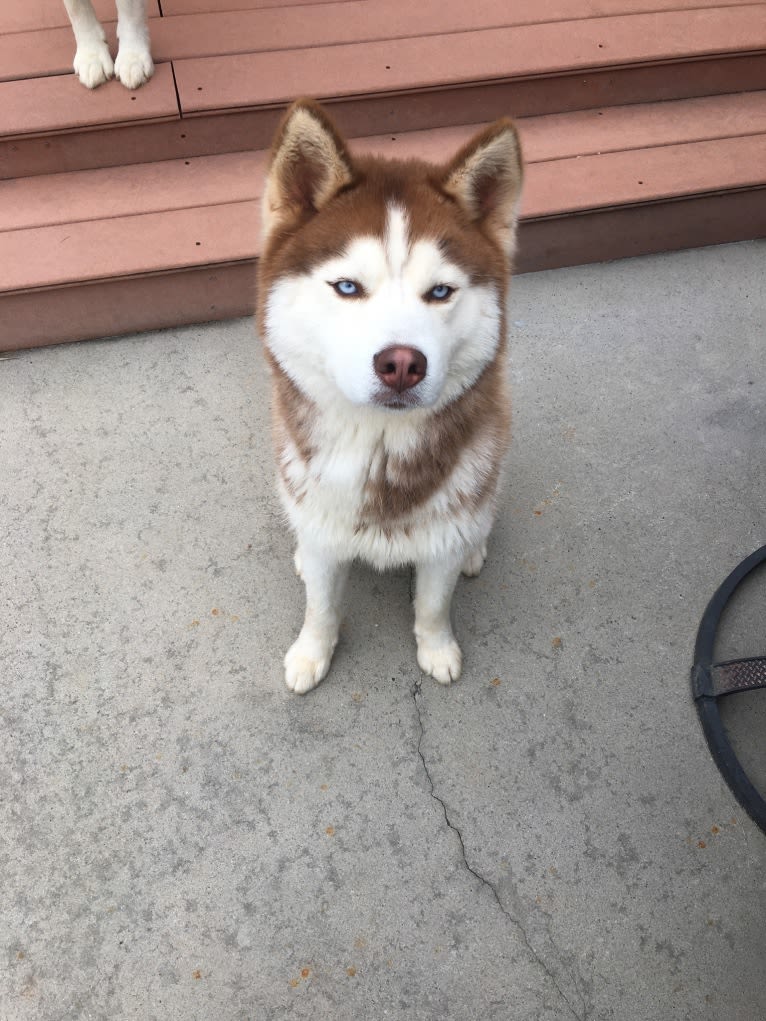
[691,545,766,834]
[693,656,766,698]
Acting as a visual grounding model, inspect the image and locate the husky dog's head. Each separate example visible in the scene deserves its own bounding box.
[258,100,523,413]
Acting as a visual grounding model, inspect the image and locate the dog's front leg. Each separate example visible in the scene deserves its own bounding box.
[63,0,114,88]
[114,0,153,89]
[285,543,349,695]
[414,555,464,684]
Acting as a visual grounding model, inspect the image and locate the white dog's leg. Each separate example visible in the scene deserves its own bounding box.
[414,555,464,684]
[284,543,349,695]
[114,0,154,89]
[63,0,114,88]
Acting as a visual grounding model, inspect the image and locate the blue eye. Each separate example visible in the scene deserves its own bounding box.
[331,279,361,297]
[427,284,454,302]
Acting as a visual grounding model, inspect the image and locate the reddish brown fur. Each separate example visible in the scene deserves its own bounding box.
[358,347,510,526]
[257,101,518,532]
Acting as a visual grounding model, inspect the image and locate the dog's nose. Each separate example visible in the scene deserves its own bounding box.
[373,346,427,392]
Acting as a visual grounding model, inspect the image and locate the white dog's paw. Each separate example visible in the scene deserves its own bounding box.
[73,43,114,88]
[462,542,488,577]
[284,636,334,695]
[417,636,462,685]
[114,47,154,89]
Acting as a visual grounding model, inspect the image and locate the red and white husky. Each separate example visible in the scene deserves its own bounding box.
[258,100,523,694]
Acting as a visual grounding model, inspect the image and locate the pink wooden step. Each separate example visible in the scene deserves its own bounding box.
[3,132,763,294]
[2,0,756,81]
[5,92,766,233]
[0,0,160,34]
[172,8,766,115]
[2,2,765,351]
[3,4,765,180]
[0,62,177,138]
[2,95,765,350]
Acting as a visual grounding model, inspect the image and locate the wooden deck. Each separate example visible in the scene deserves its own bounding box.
[1,0,765,349]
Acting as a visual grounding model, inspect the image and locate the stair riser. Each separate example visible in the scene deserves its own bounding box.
[0,264,255,351]
[4,52,765,179]
[4,188,764,352]
[517,188,766,272]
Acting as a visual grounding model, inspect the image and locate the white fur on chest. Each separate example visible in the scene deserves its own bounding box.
[278,400,496,568]
[265,203,506,568]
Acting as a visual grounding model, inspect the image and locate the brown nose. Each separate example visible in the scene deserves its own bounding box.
[373,346,427,393]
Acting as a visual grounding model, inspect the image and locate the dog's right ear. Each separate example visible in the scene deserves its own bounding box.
[262,99,354,240]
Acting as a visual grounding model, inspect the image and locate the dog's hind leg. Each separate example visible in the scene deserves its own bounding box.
[63,0,114,88]
[414,555,464,685]
[114,0,153,89]
[284,544,349,695]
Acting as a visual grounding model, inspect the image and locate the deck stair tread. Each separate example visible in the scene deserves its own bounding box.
[0,63,178,138]
[2,94,765,295]
[3,0,759,82]
[6,92,766,233]
[1,0,765,349]
[0,0,161,35]
[172,7,766,114]
[4,5,766,131]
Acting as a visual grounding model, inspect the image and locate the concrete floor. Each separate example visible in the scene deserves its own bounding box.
[1,241,765,1020]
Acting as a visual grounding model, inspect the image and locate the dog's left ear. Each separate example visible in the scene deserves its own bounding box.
[262,99,354,240]
[441,119,523,256]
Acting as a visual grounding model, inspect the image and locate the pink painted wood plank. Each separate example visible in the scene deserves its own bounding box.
[0,263,256,351]
[0,153,266,232]
[3,190,762,350]
[516,188,766,272]
[173,7,766,114]
[5,93,765,233]
[356,91,766,164]
[522,133,766,216]
[0,23,121,83]
[160,0,752,19]
[161,0,346,12]
[5,0,757,82]
[0,0,160,34]
[0,62,178,139]
[1,202,259,293]
[148,0,766,64]
[516,90,766,160]
[2,132,764,294]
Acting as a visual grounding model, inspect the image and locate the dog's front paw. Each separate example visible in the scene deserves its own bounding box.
[114,47,154,89]
[284,635,334,695]
[417,635,462,685]
[73,43,114,88]
[462,541,488,577]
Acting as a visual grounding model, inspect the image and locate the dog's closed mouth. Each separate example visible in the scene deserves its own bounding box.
[372,390,422,410]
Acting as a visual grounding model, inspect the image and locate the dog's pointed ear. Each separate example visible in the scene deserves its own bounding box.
[441,120,523,256]
[262,99,354,239]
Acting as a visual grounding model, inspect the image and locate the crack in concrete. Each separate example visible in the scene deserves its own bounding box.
[411,678,588,1021]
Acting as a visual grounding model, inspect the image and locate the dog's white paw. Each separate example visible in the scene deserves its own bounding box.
[417,636,462,685]
[114,47,154,89]
[462,542,488,577]
[73,43,114,88]
[284,636,334,695]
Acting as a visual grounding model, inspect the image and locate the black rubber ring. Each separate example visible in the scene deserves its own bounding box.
[691,544,766,834]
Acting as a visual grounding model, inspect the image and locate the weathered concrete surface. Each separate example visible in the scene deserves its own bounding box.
[1,241,764,1020]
